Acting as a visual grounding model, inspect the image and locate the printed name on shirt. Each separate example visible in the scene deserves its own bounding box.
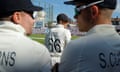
[99,51,120,69]
[0,51,16,66]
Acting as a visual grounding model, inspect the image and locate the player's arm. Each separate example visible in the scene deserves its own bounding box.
[65,30,71,44]
[45,33,48,47]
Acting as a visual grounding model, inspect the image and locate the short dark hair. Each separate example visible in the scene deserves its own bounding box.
[0,11,14,19]
[57,13,69,23]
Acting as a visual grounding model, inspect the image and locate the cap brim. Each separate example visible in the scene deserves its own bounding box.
[28,6,43,11]
[65,1,84,5]
[64,1,76,5]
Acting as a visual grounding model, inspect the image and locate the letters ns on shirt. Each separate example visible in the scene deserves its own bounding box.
[0,51,16,66]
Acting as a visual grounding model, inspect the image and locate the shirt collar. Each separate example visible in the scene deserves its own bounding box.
[56,24,64,28]
[86,24,116,35]
[0,21,26,34]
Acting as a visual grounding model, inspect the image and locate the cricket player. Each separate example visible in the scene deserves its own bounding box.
[45,13,71,66]
[59,0,120,72]
[0,0,51,72]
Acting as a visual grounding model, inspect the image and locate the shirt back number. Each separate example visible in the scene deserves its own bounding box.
[48,38,61,53]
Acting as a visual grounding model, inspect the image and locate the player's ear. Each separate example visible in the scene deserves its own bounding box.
[12,12,21,24]
[90,5,99,19]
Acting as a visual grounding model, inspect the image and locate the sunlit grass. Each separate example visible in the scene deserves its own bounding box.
[29,34,79,44]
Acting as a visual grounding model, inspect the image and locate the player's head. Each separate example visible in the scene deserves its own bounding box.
[64,0,117,32]
[0,0,43,35]
[57,13,69,25]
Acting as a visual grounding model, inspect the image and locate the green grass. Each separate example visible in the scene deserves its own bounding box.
[29,34,45,38]
[29,34,79,44]
[71,35,80,40]
[29,34,45,44]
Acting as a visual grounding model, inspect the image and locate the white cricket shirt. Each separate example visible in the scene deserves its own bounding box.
[45,24,71,65]
[59,24,120,72]
[0,21,52,72]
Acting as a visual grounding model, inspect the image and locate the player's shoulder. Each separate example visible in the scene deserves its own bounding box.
[67,37,85,47]
[22,36,48,51]
[29,39,47,49]
[67,35,95,47]
[28,39,51,58]
[67,34,105,51]
[63,28,70,33]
